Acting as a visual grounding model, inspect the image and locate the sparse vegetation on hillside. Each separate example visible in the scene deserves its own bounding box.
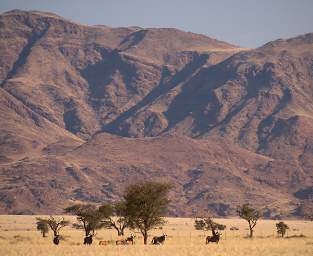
[1,10,313,219]
[304,204,313,221]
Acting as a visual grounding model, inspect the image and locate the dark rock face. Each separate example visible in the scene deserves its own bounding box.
[294,187,313,200]
[0,10,312,217]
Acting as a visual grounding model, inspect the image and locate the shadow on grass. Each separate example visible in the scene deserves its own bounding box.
[285,234,307,239]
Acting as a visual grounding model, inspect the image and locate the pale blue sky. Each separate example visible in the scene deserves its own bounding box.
[0,0,312,48]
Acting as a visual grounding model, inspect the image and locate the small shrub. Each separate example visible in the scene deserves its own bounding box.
[36,219,49,237]
[276,222,289,238]
[216,223,226,230]
[194,217,226,232]
[194,219,205,230]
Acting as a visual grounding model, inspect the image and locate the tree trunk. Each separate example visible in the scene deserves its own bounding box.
[249,228,253,238]
[143,230,148,245]
[113,224,124,236]
[120,225,126,236]
[42,231,46,237]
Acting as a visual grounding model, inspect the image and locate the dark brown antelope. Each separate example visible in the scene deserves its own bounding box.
[84,235,93,245]
[116,239,127,245]
[151,234,167,245]
[53,235,60,245]
[99,240,111,245]
[206,231,221,244]
[125,233,136,245]
[116,234,136,245]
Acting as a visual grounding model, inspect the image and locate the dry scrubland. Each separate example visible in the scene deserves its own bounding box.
[0,216,312,256]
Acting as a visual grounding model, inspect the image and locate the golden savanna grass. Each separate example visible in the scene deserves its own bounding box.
[0,215,312,256]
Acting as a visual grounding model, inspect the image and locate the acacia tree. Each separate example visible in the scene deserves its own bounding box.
[237,204,260,238]
[36,216,69,244]
[36,219,49,237]
[194,217,226,235]
[124,181,171,244]
[194,218,206,230]
[276,221,289,237]
[64,204,109,245]
[99,201,129,236]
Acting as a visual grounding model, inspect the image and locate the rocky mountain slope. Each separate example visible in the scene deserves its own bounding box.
[0,10,312,217]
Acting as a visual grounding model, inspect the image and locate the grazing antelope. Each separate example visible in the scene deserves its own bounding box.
[206,231,221,244]
[116,239,128,245]
[125,233,136,245]
[53,235,60,245]
[151,234,167,245]
[116,233,136,245]
[99,240,111,245]
[84,235,93,245]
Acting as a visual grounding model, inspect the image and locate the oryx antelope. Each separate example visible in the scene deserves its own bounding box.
[151,234,167,245]
[206,231,221,244]
[116,233,136,245]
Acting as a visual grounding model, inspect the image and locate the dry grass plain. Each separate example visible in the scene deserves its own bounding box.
[0,215,312,256]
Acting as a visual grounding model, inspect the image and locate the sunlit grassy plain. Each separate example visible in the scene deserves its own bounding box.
[0,215,312,256]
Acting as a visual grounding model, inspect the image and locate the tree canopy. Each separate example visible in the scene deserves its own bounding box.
[276,221,289,237]
[36,218,49,237]
[123,181,171,244]
[194,217,226,235]
[64,204,109,244]
[237,204,260,238]
[36,216,69,244]
[99,201,129,236]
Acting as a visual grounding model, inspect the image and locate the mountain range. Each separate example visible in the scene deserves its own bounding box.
[0,10,312,217]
